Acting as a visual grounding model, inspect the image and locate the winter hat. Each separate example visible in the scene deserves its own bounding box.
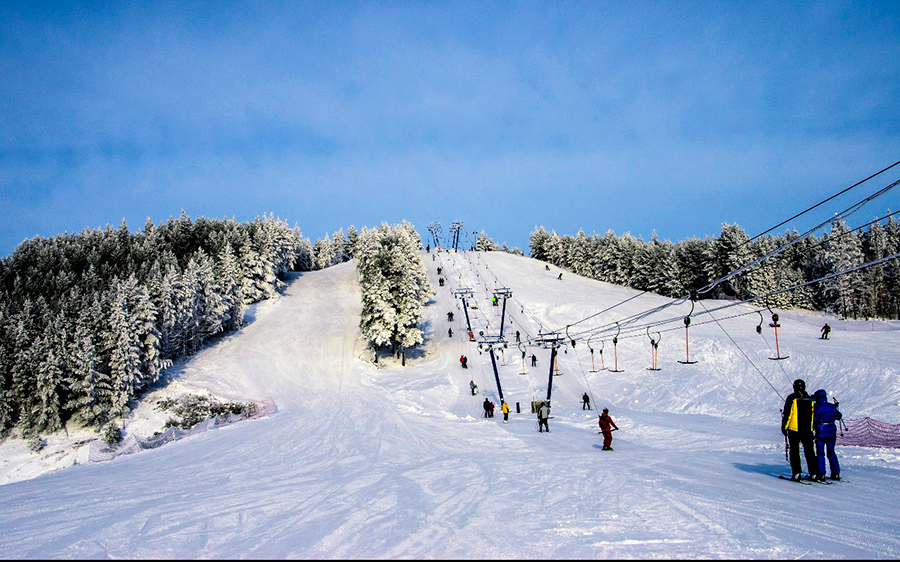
[813,389,827,401]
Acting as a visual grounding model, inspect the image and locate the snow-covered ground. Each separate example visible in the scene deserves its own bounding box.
[1,252,898,558]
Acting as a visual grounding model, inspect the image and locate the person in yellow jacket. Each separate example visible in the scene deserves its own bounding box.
[501,401,510,424]
[781,379,820,482]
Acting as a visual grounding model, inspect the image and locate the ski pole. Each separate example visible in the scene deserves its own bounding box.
[784,432,789,461]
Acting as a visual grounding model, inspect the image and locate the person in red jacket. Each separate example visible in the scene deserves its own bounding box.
[599,408,618,450]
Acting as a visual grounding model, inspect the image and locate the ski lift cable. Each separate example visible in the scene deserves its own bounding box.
[699,176,900,296]
[740,158,900,248]
[800,208,900,254]
[758,327,794,386]
[545,175,900,340]
[698,301,784,401]
[573,250,900,345]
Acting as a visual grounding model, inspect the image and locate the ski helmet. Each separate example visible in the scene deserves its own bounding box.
[602,408,609,413]
[793,379,806,392]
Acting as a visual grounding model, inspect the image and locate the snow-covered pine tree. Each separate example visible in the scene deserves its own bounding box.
[65,321,113,428]
[34,331,64,433]
[529,226,551,262]
[313,234,335,271]
[216,243,245,332]
[709,224,754,299]
[822,220,866,318]
[346,226,359,258]
[108,280,143,419]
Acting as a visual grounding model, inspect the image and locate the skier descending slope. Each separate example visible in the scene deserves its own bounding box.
[599,408,618,450]
[782,379,820,482]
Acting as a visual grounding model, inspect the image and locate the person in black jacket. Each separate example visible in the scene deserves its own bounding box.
[781,379,820,481]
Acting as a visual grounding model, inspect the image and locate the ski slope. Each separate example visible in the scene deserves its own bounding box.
[0,252,898,558]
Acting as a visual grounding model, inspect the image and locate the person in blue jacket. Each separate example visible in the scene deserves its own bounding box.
[812,389,842,481]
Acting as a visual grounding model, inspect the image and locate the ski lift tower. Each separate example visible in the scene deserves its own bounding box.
[427,222,442,248]
[478,334,508,404]
[534,331,565,406]
[449,221,463,252]
[493,288,513,337]
[453,287,476,340]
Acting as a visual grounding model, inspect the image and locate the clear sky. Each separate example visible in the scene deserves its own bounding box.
[1,1,899,256]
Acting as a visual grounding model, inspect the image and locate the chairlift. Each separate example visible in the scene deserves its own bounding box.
[587,335,601,372]
[678,292,699,364]
[766,300,789,361]
[608,323,625,373]
[647,327,662,371]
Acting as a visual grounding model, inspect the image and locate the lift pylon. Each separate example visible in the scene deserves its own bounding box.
[453,287,475,340]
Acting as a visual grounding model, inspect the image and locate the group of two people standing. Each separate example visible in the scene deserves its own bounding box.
[782,378,843,482]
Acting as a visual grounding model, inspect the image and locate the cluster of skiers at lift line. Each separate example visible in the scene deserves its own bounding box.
[782,378,843,483]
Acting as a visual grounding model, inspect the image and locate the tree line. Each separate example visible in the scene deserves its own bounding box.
[529,219,900,319]
[0,213,319,437]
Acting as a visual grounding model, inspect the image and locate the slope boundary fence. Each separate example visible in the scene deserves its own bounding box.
[837,417,900,448]
[88,398,278,463]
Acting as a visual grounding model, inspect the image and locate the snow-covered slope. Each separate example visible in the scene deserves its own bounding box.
[0,253,898,558]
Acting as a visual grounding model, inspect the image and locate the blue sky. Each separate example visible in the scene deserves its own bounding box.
[1,1,899,255]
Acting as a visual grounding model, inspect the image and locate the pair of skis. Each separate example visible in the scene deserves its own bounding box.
[778,475,839,485]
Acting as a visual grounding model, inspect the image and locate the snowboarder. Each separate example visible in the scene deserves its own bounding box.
[537,402,550,433]
[582,392,591,410]
[501,401,510,423]
[483,398,491,418]
[812,389,842,481]
[531,353,537,367]
[782,379,820,482]
[448,328,453,338]
[599,408,618,450]
[820,323,831,340]
[470,380,477,395]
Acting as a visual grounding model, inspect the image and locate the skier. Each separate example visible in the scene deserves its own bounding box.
[582,392,591,410]
[515,330,521,343]
[439,277,444,287]
[812,389,843,481]
[599,408,618,450]
[820,323,832,340]
[545,265,550,271]
[488,401,495,418]
[448,328,453,338]
[470,380,477,395]
[426,244,430,253]
[537,401,551,433]
[782,379,820,482]
[483,398,491,418]
[501,401,510,423]
[557,273,563,280]
[531,353,537,367]
[437,267,442,275]
[492,296,498,307]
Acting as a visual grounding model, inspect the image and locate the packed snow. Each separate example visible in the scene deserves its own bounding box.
[1,251,898,558]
